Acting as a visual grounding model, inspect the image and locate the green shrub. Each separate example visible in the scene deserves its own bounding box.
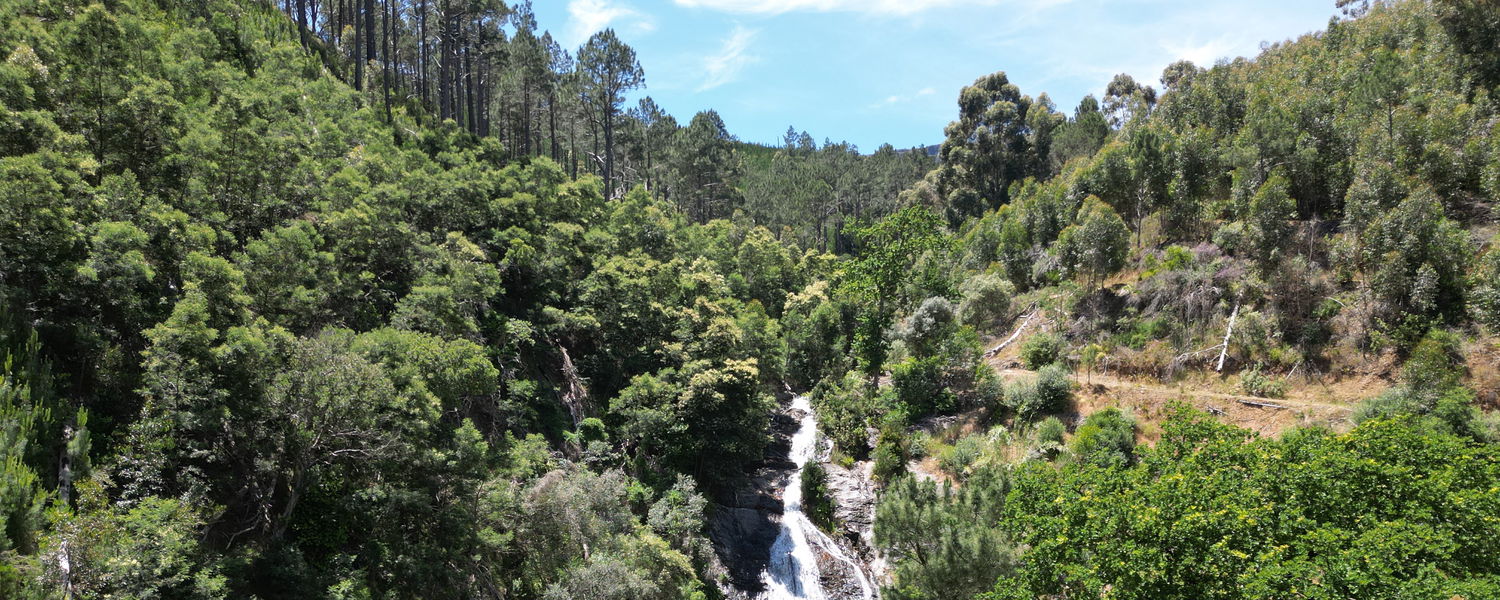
[1118,317,1171,350]
[872,437,907,483]
[898,296,959,358]
[1034,417,1066,446]
[1473,240,1500,331]
[1353,388,1421,425]
[1029,416,1068,461]
[1211,221,1247,255]
[1401,329,1465,390]
[812,371,880,459]
[801,461,837,531]
[1354,329,1486,439]
[974,367,1006,412]
[1239,366,1287,399]
[891,356,958,417]
[1354,386,1479,438]
[957,273,1015,330]
[938,434,986,479]
[1008,364,1074,423]
[1141,244,1194,277]
[578,417,608,443]
[1069,408,1136,467]
[1019,332,1065,369]
[1474,410,1500,444]
[908,431,932,460]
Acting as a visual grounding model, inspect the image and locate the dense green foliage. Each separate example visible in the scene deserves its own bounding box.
[1067,407,1136,468]
[871,2,1500,599]
[0,0,852,596]
[990,409,1500,599]
[1004,364,1073,424]
[5,0,1500,598]
[936,0,1500,373]
[876,409,1500,600]
[799,461,836,532]
[875,472,1017,600]
[741,130,937,252]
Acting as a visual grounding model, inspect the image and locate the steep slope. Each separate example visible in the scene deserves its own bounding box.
[0,1,826,597]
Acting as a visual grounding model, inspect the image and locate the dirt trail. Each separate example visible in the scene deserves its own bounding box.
[995,367,1355,411]
[989,361,1373,440]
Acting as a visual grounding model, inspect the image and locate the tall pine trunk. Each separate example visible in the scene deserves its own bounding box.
[295,0,308,48]
[463,23,475,135]
[381,0,392,123]
[353,0,363,92]
[603,106,615,198]
[569,106,578,179]
[418,0,427,108]
[438,1,451,120]
[522,85,533,155]
[364,0,375,92]
[548,90,560,162]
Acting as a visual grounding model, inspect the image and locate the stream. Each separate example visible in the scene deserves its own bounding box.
[758,396,877,600]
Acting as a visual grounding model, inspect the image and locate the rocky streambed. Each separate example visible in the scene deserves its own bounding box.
[709,396,882,600]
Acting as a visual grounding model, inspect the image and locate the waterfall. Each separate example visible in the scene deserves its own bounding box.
[760,396,876,600]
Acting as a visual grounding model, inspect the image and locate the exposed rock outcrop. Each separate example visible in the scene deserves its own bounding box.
[816,452,884,598]
[710,399,885,600]
[710,408,799,598]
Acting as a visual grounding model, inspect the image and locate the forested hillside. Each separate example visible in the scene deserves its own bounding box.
[0,0,920,597]
[3,0,1500,599]
[832,1,1500,598]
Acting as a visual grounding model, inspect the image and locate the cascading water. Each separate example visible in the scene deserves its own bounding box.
[760,396,876,600]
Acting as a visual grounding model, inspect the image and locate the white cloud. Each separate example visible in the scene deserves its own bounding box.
[698,26,759,92]
[566,0,654,46]
[673,0,1072,16]
[1161,36,1244,68]
[874,87,938,107]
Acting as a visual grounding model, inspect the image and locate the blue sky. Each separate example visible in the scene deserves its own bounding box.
[534,0,1340,151]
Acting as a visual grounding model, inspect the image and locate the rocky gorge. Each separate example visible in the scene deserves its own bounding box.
[709,395,883,600]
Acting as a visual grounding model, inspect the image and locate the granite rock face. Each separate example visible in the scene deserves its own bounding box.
[815,452,883,599]
[710,399,886,600]
[709,408,799,598]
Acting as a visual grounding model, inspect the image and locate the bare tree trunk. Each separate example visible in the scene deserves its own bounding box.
[1216,302,1240,372]
[569,107,578,178]
[603,106,615,197]
[382,0,392,123]
[438,1,450,120]
[548,90,560,162]
[522,84,533,155]
[295,0,308,48]
[364,0,376,85]
[353,0,363,91]
[463,30,476,135]
[269,466,308,543]
[418,0,427,107]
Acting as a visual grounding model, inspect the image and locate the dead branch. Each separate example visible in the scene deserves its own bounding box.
[985,303,1039,358]
[1215,302,1240,373]
[1174,343,1224,365]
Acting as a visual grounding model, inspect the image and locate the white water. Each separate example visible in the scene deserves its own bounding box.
[760,396,876,600]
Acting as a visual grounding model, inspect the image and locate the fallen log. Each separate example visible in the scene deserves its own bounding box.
[1236,398,1287,410]
[985,304,1038,358]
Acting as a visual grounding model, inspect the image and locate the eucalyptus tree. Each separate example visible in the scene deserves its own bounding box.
[937,71,1036,219]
